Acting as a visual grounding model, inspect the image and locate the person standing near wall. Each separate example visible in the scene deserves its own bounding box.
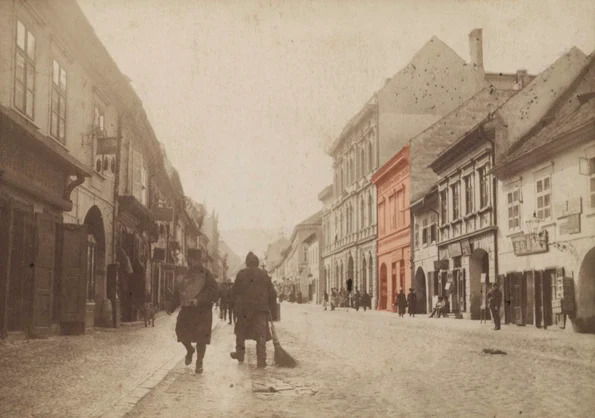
[487,283,502,330]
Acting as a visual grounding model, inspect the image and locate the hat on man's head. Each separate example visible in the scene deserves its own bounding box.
[409,287,414,291]
[246,251,259,268]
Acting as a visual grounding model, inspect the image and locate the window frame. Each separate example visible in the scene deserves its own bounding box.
[507,187,522,231]
[479,167,490,209]
[464,174,474,215]
[14,19,36,120]
[440,189,448,226]
[535,174,552,221]
[451,182,461,221]
[50,59,67,143]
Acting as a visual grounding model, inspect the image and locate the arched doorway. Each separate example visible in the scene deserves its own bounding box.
[575,246,595,333]
[379,263,388,310]
[347,255,354,291]
[83,206,106,326]
[469,249,489,319]
[415,267,427,314]
[361,257,367,294]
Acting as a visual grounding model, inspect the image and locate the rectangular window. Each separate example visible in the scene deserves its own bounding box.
[422,218,428,245]
[430,213,437,243]
[440,190,448,225]
[389,195,396,229]
[452,183,460,220]
[464,175,474,214]
[479,168,489,208]
[589,157,595,208]
[414,223,420,248]
[536,175,552,220]
[379,202,385,235]
[50,60,67,143]
[507,188,521,230]
[14,20,36,119]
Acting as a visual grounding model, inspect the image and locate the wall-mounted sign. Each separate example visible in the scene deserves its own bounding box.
[555,197,582,219]
[461,239,471,256]
[559,213,580,235]
[434,259,449,270]
[511,233,548,256]
[449,242,462,257]
[96,137,118,155]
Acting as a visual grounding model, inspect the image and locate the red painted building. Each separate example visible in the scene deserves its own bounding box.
[371,145,411,311]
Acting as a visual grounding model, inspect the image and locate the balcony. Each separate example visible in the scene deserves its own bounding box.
[321,224,377,256]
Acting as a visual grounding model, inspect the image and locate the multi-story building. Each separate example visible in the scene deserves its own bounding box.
[305,232,321,303]
[203,213,221,280]
[492,53,595,333]
[371,145,411,311]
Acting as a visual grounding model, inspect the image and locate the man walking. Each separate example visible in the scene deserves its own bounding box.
[407,288,417,317]
[361,291,371,312]
[230,252,277,368]
[395,289,407,317]
[219,283,229,321]
[488,283,502,330]
[167,255,218,374]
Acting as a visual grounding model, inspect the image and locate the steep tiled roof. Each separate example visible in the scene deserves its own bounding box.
[494,52,595,171]
[409,87,517,202]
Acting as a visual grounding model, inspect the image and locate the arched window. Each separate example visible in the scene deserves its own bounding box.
[368,140,373,171]
[361,148,366,176]
[361,198,365,229]
[368,193,374,226]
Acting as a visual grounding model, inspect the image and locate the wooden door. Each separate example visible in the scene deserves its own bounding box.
[525,270,535,325]
[31,214,56,338]
[61,224,88,328]
[534,270,543,328]
[514,272,526,326]
[0,196,11,338]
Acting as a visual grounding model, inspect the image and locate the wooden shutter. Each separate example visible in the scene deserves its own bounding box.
[525,270,535,325]
[31,213,56,338]
[61,224,88,325]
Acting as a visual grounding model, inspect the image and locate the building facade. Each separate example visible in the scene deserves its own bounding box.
[371,145,411,311]
[492,54,595,333]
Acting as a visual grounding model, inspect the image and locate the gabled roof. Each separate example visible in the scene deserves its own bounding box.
[409,87,518,202]
[493,51,595,174]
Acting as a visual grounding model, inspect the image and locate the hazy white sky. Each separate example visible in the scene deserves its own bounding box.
[77,0,594,232]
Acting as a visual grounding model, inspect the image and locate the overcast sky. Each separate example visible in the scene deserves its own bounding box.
[77,0,594,232]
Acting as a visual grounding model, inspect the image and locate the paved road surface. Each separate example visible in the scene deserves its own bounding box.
[126,303,595,418]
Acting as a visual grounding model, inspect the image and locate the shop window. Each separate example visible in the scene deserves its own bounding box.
[464,175,474,214]
[50,60,67,143]
[479,167,489,208]
[14,20,36,119]
[440,189,448,225]
[536,175,552,220]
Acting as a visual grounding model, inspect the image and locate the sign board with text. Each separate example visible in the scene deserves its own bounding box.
[511,233,548,256]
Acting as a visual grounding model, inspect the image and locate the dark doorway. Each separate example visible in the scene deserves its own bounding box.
[469,249,489,319]
[415,267,427,314]
[379,263,387,310]
[361,257,367,294]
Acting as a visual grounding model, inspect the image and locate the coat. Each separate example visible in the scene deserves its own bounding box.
[170,265,218,344]
[488,288,503,310]
[395,293,407,313]
[407,292,417,314]
[232,267,277,341]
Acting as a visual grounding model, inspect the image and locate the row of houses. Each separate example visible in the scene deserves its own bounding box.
[0,0,226,339]
[312,28,594,333]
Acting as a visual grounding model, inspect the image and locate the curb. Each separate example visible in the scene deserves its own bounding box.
[97,316,221,418]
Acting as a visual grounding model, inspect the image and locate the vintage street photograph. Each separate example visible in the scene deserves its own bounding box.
[0,0,594,417]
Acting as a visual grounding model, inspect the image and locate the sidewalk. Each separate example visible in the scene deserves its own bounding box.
[0,309,220,418]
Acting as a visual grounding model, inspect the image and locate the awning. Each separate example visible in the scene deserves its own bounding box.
[0,104,93,177]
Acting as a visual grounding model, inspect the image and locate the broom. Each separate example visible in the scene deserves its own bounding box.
[267,312,298,368]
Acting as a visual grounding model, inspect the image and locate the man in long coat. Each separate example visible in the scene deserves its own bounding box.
[168,256,218,374]
[488,283,503,330]
[395,289,407,317]
[407,288,417,317]
[230,252,277,368]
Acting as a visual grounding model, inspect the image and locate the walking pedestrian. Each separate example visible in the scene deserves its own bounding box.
[227,283,236,325]
[407,288,417,317]
[167,255,218,374]
[323,291,329,311]
[361,291,371,312]
[353,289,361,311]
[219,283,229,321]
[488,283,502,330]
[230,252,277,368]
[395,289,407,317]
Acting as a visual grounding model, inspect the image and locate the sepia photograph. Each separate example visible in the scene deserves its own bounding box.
[0,0,594,417]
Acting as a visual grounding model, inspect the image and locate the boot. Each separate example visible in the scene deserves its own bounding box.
[184,346,195,366]
[230,351,244,363]
[195,344,206,373]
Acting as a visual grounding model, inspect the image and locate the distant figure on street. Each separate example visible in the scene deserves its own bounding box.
[219,283,229,321]
[227,282,237,325]
[331,289,339,311]
[407,288,417,317]
[488,283,502,330]
[361,291,371,311]
[395,289,407,317]
[429,297,446,318]
[297,290,303,304]
[230,252,277,368]
[353,289,361,311]
[167,255,218,374]
[323,291,329,311]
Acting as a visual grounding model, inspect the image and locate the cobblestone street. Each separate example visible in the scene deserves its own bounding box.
[125,303,595,418]
[0,313,190,418]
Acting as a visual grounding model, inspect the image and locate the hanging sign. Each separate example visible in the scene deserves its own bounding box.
[511,233,548,256]
[96,137,118,155]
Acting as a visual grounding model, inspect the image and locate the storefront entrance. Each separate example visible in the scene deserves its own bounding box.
[469,249,489,319]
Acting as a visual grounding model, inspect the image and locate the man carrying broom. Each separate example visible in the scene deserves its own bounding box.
[230,252,277,368]
[167,254,218,374]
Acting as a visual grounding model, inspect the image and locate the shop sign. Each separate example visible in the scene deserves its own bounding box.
[449,242,462,257]
[511,233,548,256]
[96,137,118,155]
[461,239,471,256]
[559,214,580,235]
[434,259,449,270]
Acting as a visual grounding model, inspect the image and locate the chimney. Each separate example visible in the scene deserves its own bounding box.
[516,69,529,89]
[468,28,484,73]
